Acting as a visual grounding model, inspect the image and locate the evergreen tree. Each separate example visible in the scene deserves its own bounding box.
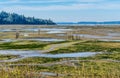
[0,11,56,25]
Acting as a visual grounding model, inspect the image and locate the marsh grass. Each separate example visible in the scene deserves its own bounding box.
[13,57,63,64]
[0,61,119,78]
[0,42,47,50]
[0,55,19,60]
[0,39,119,78]
[0,40,69,50]
[50,41,120,54]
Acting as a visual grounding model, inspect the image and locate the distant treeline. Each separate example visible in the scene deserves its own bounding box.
[57,21,120,25]
[0,11,56,25]
[78,21,120,24]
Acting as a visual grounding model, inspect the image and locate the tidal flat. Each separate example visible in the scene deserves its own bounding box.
[0,25,120,78]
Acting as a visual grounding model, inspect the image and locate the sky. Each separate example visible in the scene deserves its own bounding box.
[0,0,120,22]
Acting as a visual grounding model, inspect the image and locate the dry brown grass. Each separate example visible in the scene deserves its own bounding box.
[97,43,120,48]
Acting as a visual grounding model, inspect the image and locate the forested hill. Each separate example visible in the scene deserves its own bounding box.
[0,11,56,25]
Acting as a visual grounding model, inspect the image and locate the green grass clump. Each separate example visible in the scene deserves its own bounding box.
[0,42,47,50]
[0,40,70,50]
[50,41,120,54]
[0,55,19,60]
[13,57,63,64]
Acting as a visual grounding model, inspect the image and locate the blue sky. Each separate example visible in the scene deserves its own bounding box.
[0,0,120,22]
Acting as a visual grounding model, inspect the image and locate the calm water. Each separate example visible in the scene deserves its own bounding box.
[0,38,65,42]
[73,34,120,41]
[73,34,112,39]
[0,50,101,58]
[0,28,72,32]
[0,50,102,62]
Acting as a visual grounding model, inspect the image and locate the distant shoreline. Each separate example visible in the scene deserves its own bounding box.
[0,24,120,27]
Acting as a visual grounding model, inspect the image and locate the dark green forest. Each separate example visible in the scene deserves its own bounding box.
[0,11,56,25]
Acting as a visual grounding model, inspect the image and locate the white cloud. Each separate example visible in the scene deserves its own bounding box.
[0,0,104,4]
[0,0,120,12]
[1,4,94,11]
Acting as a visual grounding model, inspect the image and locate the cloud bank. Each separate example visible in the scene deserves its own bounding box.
[0,0,120,11]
